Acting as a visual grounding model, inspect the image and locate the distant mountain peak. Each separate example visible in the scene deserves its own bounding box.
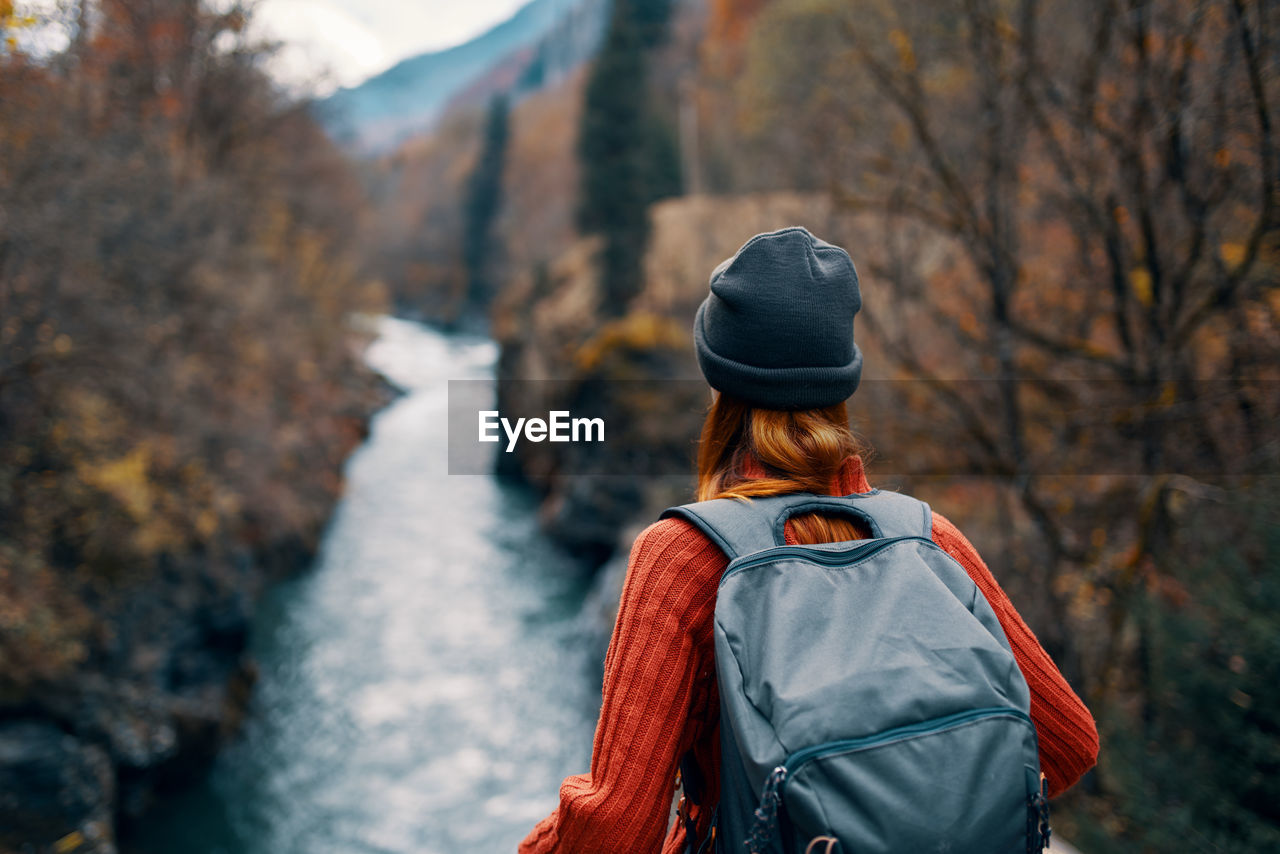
[317,0,605,154]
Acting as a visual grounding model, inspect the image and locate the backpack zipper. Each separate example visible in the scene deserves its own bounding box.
[744,707,1036,851]
[722,536,939,585]
[783,706,1035,776]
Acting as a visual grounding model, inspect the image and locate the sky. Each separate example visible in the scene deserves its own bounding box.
[251,0,532,95]
[9,0,533,96]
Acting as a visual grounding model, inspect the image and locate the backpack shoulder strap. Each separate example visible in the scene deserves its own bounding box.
[660,489,933,560]
[659,496,784,559]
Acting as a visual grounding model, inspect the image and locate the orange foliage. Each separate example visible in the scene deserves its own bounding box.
[707,0,771,45]
[0,0,385,690]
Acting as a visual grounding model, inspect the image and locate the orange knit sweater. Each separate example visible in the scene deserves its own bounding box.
[519,456,1099,854]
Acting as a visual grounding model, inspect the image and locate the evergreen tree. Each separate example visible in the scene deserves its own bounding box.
[577,0,678,315]
[462,94,511,311]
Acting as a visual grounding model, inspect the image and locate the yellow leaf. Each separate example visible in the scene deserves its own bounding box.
[78,444,154,522]
[1219,242,1246,267]
[888,29,916,72]
[994,18,1019,42]
[574,312,686,372]
[195,510,218,538]
[53,831,84,853]
[1130,267,1153,307]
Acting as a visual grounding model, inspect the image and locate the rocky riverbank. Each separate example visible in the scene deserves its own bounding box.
[0,368,394,854]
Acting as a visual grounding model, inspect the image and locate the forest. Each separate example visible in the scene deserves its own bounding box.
[0,1,385,850]
[2,0,1278,852]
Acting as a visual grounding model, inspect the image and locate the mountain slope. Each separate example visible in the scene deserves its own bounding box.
[318,0,588,152]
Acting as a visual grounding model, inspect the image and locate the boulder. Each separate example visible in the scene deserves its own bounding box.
[0,720,116,854]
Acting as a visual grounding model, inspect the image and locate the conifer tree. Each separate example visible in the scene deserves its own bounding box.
[462,94,511,312]
[577,0,678,315]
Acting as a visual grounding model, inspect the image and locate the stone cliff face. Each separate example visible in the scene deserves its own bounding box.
[491,236,697,564]
[490,192,856,566]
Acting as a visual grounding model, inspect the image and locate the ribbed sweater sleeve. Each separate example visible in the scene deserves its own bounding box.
[518,518,725,854]
[929,511,1100,796]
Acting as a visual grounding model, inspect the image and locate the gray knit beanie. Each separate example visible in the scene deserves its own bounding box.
[694,226,862,410]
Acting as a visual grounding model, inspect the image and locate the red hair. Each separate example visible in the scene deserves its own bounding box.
[695,394,870,544]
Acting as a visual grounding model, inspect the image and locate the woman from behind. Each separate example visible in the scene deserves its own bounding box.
[519,227,1099,853]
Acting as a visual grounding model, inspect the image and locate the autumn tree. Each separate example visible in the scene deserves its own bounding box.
[0,2,382,843]
[742,0,1278,847]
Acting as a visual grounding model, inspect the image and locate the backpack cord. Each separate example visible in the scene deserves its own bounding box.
[678,752,710,853]
[693,808,719,854]
[1028,775,1052,853]
[745,766,788,853]
[677,787,718,854]
[804,837,838,854]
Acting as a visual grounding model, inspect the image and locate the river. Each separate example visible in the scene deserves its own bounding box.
[130,317,602,854]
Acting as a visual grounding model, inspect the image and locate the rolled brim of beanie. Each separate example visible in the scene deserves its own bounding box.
[694,299,862,410]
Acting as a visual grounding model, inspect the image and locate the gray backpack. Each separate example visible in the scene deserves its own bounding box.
[661,490,1050,854]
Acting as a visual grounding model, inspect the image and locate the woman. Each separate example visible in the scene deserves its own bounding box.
[519,227,1099,853]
